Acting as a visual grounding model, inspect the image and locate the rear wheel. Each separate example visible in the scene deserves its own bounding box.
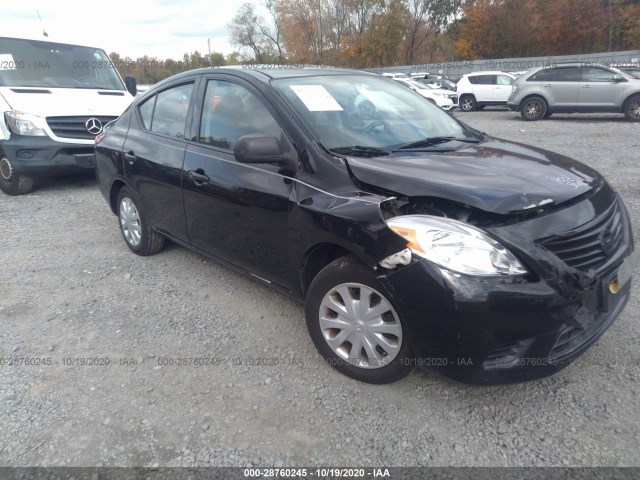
[117,186,165,256]
[624,95,640,122]
[0,156,34,196]
[305,255,414,384]
[459,95,476,112]
[520,96,547,121]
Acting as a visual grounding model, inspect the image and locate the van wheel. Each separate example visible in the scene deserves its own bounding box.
[305,255,414,384]
[459,96,476,112]
[624,95,640,122]
[0,156,34,196]
[521,96,547,121]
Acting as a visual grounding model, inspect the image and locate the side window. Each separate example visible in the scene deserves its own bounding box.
[582,67,616,82]
[198,80,281,150]
[150,82,194,139]
[138,96,155,130]
[471,75,497,85]
[528,68,557,82]
[497,75,514,85]
[555,68,581,82]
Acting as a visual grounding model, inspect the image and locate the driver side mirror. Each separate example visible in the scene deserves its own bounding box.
[612,73,627,82]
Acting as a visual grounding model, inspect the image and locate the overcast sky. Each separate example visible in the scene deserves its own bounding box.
[2,0,252,59]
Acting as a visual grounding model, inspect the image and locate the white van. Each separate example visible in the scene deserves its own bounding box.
[0,36,136,195]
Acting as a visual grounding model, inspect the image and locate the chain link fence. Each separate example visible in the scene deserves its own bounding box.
[366,50,640,78]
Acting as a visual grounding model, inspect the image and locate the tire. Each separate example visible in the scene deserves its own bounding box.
[459,95,476,112]
[116,186,165,256]
[0,156,34,196]
[305,255,414,384]
[520,96,547,121]
[624,95,640,122]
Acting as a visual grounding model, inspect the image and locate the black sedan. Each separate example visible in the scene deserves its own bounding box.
[95,67,638,384]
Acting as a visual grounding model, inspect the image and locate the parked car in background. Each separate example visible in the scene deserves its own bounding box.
[456,71,517,111]
[392,77,458,110]
[0,36,136,195]
[381,72,409,79]
[508,63,640,121]
[415,77,457,91]
[95,67,637,385]
[616,66,640,79]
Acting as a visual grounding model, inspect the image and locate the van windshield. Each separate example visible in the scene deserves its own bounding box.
[0,38,125,90]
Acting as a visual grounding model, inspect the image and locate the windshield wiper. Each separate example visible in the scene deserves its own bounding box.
[329,146,391,157]
[397,136,481,150]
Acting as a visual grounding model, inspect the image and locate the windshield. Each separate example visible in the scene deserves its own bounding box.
[273,74,474,151]
[0,38,125,90]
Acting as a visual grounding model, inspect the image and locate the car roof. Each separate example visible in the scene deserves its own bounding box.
[158,66,377,84]
[463,71,515,76]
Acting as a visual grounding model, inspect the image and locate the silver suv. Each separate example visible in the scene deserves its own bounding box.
[508,63,640,121]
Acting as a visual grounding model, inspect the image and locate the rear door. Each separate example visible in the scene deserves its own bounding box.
[470,75,496,102]
[182,75,295,289]
[123,79,198,242]
[535,67,580,110]
[578,67,624,110]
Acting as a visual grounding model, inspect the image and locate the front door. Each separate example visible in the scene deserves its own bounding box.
[182,77,295,289]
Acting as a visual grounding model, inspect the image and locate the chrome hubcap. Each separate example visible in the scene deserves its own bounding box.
[524,101,542,118]
[119,197,142,247]
[0,157,13,181]
[319,283,403,369]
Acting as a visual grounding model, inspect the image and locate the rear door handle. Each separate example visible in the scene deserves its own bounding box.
[188,169,210,184]
[544,84,553,87]
[581,85,591,88]
[123,151,137,164]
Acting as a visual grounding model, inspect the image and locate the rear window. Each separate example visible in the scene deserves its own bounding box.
[468,75,496,85]
[528,68,557,82]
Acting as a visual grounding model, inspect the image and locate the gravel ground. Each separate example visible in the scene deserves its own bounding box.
[1,109,639,468]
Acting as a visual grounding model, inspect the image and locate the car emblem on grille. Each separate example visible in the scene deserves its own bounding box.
[599,228,617,254]
[85,118,103,135]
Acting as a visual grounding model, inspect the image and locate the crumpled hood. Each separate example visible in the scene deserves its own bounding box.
[0,87,133,117]
[346,137,602,214]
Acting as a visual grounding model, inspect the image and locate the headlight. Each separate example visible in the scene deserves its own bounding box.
[386,215,527,276]
[4,111,48,136]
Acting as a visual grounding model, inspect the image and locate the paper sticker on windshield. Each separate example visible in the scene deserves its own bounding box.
[290,85,343,112]
[0,54,17,70]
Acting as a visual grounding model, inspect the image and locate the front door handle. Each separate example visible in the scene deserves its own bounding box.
[188,169,210,184]
[581,85,591,88]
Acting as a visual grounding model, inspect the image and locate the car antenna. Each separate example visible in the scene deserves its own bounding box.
[37,10,49,37]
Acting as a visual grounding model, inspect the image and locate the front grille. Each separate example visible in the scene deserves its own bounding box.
[46,116,117,140]
[539,199,625,273]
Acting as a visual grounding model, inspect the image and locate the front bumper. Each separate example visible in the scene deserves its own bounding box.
[0,134,95,176]
[379,189,637,385]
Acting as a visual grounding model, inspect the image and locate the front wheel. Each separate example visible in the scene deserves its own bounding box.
[0,156,34,196]
[117,186,165,256]
[520,96,547,121]
[305,255,414,384]
[624,95,640,122]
